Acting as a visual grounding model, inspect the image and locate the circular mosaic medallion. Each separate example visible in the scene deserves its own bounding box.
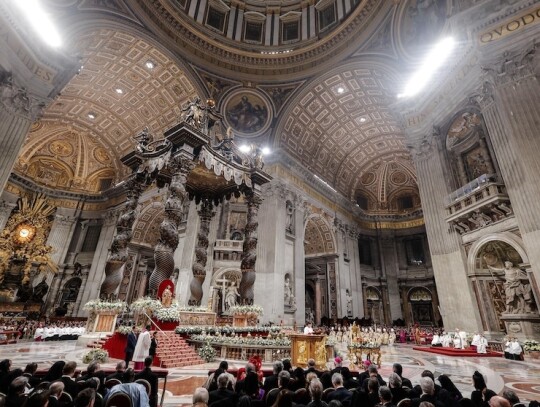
[223,90,271,137]
[360,172,376,186]
[49,140,74,157]
[391,171,407,185]
[93,147,111,164]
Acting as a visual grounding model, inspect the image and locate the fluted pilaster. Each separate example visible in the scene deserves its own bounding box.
[46,215,77,265]
[240,191,262,304]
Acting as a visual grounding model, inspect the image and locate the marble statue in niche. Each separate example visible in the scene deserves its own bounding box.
[285,200,294,234]
[346,289,353,317]
[499,261,536,314]
[225,281,239,309]
[284,274,297,312]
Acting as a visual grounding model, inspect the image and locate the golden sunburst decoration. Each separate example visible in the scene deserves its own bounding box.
[0,193,58,287]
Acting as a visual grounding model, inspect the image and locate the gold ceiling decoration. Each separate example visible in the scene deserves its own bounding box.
[0,194,58,288]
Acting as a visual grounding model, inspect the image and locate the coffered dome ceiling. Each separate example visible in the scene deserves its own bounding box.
[14,0,426,218]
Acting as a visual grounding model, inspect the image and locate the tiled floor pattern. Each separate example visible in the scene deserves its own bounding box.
[1,341,538,406]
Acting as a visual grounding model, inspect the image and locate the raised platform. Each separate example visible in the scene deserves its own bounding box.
[413,346,502,357]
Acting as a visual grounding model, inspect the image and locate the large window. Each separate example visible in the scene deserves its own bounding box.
[206,7,226,33]
[405,237,425,266]
[358,238,373,266]
[318,4,336,31]
[245,21,263,43]
[282,21,299,42]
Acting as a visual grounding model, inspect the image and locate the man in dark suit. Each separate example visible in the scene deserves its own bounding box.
[48,381,65,407]
[326,373,352,407]
[78,361,106,396]
[263,361,283,394]
[60,361,82,400]
[304,359,322,377]
[135,356,158,407]
[378,386,397,407]
[361,366,386,393]
[125,329,137,368]
[22,362,40,389]
[105,361,126,383]
[209,373,236,407]
[393,364,412,389]
[330,357,356,389]
[412,377,444,407]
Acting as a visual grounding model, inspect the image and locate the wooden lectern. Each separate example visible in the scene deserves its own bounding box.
[289,333,328,370]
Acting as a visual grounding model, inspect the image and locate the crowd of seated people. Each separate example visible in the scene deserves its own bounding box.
[0,318,87,342]
[197,357,539,407]
[0,355,158,407]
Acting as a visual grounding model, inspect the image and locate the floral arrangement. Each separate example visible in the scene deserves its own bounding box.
[153,306,180,322]
[198,341,217,363]
[349,341,380,349]
[82,348,109,363]
[130,297,162,312]
[523,340,540,352]
[116,325,133,335]
[83,299,127,313]
[175,325,280,335]
[190,334,291,347]
[228,305,263,316]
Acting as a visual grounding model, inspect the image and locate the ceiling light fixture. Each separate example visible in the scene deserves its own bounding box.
[337,87,344,94]
[145,61,155,69]
[239,145,251,153]
[11,0,62,48]
[262,147,271,155]
[88,112,97,120]
[115,88,123,94]
[398,37,456,98]
[359,117,366,123]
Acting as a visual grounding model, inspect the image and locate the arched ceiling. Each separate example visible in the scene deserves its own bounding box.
[15,28,198,194]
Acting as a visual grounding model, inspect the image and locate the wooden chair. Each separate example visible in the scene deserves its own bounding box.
[134,379,151,395]
[397,398,412,407]
[105,392,132,407]
[105,379,122,389]
[35,381,50,391]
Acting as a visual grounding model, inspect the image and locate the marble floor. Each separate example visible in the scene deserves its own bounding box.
[1,341,538,405]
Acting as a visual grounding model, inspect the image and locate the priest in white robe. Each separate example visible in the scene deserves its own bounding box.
[476,334,488,354]
[133,324,152,370]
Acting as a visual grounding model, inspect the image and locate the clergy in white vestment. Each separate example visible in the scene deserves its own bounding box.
[441,332,451,347]
[458,330,468,349]
[471,333,480,351]
[452,329,463,349]
[510,339,523,360]
[476,334,488,354]
[431,333,442,347]
[133,324,152,370]
[303,323,314,334]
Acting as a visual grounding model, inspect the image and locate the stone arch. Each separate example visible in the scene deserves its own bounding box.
[467,232,529,274]
[132,200,165,247]
[303,214,337,256]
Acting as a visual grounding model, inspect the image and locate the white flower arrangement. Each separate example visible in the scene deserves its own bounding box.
[116,325,133,335]
[198,341,217,362]
[524,340,540,352]
[130,297,162,312]
[83,299,127,313]
[175,325,280,335]
[153,306,180,322]
[82,348,109,363]
[190,334,291,347]
[228,305,263,316]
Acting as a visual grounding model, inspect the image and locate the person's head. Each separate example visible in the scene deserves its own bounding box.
[74,388,96,407]
[307,359,316,368]
[502,390,520,405]
[45,361,66,381]
[328,400,344,407]
[419,377,435,396]
[50,381,65,397]
[388,373,402,389]
[193,387,209,405]
[472,371,486,391]
[278,370,291,388]
[9,376,28,395]
[245,363,256,374]
[393,363,403,376]
[419,403,435,407]
[26,389,51,407]
[63,361,77,376]
[331,373,343,388]
[282,359,292,372]
[334,357,342,367]
[87,361,100,374]
[438,375,458,393]
[116,361,126,372]
[309,378,323,401]
[293,367,305,382]
[368,365,378,377]
[378,386,392,403]
[152,331,157,338]
[306,372,318,386]
[488,396,511,407]
[144,356,153,368]
[272,389,294,407]
[123,368,135,383]
[217,373,229,389]
[421,370,435,382]
[368,378,379,393]
[273,361,284,374]
[218,361,229,371]
[24,362,38,375]
[146,324,152,331]
[0,359,11,373]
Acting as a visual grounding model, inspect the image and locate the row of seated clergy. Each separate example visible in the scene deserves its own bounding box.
[35,326,86,341]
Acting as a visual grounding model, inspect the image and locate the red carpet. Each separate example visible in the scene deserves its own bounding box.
[413,346,502,357]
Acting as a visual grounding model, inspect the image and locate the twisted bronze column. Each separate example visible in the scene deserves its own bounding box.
[148,156,194,293]
[240,192,262,304]
[189,199,215,305]
[100,178,143,299]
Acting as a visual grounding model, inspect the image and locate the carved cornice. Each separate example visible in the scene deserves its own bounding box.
[482,42,539,86]
[406,128,439,162]
[0,71,45,120]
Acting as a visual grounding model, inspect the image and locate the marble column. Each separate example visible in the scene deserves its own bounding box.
[46,214,77,265]
[314,276,322,325]
[409,134,482,332]
[176,201,199,305]
[77,210,118,314]
[240,191,263,304]
[379,231,402,321]
[293,197,306,326]
[347,229,364,317]
[476,48,540,303]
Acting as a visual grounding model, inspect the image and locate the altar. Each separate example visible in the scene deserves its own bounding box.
[289,333,330,370]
